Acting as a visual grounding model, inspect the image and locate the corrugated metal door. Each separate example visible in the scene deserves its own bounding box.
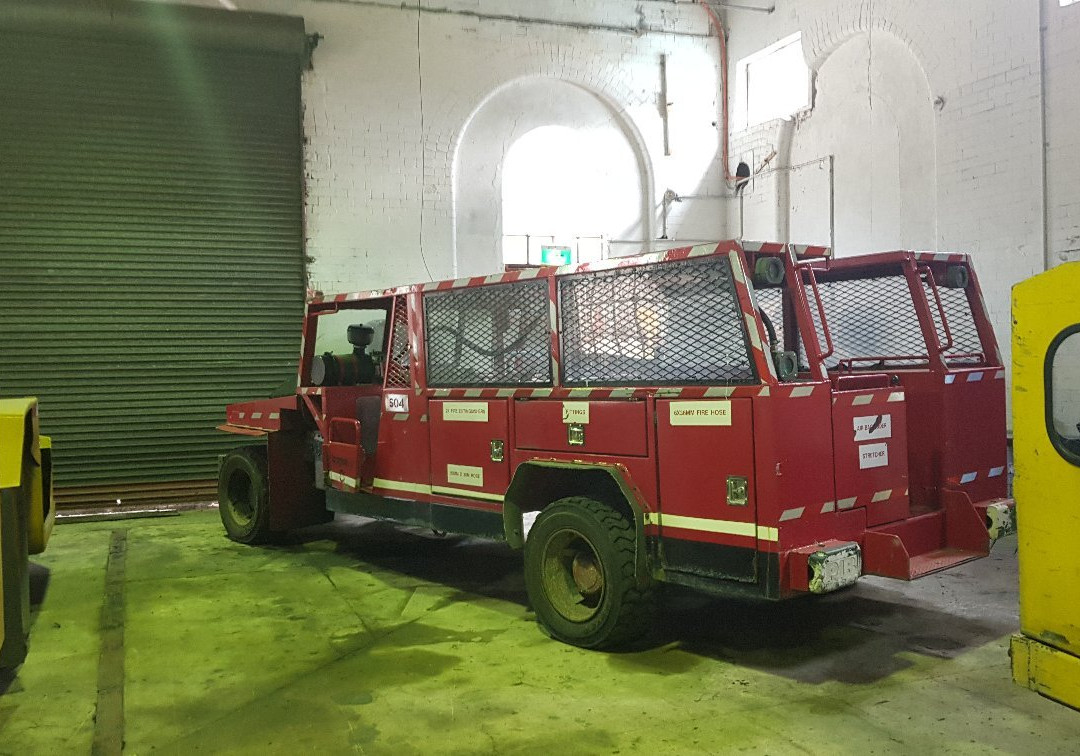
[0,23,305,507]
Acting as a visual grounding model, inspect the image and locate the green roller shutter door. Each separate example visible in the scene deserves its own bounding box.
[0,21,306,507]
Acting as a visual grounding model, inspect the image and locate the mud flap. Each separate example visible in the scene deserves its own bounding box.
[267,432,330,532]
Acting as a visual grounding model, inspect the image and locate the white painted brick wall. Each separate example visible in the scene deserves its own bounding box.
[725,0,1049,412]
[1045,0,1080,265]
[199,0,722,293]
[159,0,1078,408]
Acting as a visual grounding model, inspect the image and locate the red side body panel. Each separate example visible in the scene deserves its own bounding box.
[223,242,1012,602]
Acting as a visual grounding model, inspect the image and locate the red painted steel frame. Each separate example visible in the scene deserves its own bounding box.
[219,240,1013,600]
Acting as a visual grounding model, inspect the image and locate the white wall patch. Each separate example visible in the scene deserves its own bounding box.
[669,400,732,426]
[442,402,488,422]
[447,464,484,487]
[385,393,409,413]
[562,402,590,424]
[859,442,889,470]
[853,414,892,442]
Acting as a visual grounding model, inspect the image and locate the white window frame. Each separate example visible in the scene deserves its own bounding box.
[734,32,812,131]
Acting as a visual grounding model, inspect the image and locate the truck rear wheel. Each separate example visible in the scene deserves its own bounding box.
[523,497,653,649]
[218,446,273,544]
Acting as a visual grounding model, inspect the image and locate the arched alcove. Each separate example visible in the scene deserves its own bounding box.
[788,31,936,254]
[501,124,643,264]
[452,77,651,276]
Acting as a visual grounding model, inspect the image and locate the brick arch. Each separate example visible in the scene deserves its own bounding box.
[796,1,938,87]
[783,25,938,253]
[447,72,655,276]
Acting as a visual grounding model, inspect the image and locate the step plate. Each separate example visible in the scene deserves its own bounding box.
[908,548,983,579]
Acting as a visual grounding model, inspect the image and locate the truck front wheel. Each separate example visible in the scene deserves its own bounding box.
[218,446,273,544]
[523,497,653,649]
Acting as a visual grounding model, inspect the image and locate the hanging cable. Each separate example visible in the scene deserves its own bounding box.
[415,2,435,279]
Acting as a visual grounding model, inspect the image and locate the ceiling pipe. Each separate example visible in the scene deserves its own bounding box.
[696,0,737,189]
[715,2,775,13]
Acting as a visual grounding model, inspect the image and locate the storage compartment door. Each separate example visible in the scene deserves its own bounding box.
[656,398,757,582]
[429,400,509,501]
[832,390,910,526]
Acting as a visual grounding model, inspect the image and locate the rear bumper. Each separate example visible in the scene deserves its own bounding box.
[783,495,1016,592]
[861,492,1014,580]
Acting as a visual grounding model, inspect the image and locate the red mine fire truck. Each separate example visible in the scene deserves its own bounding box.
[217,240,1015,648]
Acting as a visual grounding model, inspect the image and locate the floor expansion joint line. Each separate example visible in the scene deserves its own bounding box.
[92,528,128,756]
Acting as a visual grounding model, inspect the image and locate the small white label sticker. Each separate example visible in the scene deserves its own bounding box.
[442,402,488,422]
[385,394,409,413]
[853,413,891,442]
[562,402,590,424]
[447,464,484,487]
[669,400,732,426]
[859,442,889,469]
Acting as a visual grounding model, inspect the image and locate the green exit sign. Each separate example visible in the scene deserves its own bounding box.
[541,246,573,265]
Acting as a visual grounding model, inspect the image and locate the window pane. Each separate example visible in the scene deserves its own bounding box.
[314,308,388,356]
[528,236,555,266]
[502,235,529,266]
[739,33,810,128]
[577,236,605,263]
[1050,328,1080,464]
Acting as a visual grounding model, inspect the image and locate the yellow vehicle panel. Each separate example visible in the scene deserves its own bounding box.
[0,397,54,553]
[0,396,54,669]
[1011,261,1080,709]
[0,397,43,486]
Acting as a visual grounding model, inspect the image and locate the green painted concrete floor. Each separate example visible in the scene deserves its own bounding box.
[0,510,1076,754]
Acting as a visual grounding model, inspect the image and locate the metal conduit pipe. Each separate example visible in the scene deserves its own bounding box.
[695,1,775,192]
[696,0,737,189]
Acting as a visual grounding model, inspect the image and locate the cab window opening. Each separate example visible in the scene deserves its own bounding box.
[309,306,390,387]
[1046,324,1080,466]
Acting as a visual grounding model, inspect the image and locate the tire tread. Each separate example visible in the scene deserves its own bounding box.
[529,496,654,649]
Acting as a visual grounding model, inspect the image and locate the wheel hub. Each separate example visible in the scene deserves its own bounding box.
[540,528,606,623]
[571,552,603,596]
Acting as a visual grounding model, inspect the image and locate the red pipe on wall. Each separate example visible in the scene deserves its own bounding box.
[696,0,736,188]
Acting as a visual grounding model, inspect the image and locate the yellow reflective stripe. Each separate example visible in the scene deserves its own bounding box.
[372,477,431,495]
[372,478,505,503]
[430,485,504,502]
[328,471,359,488]
[659,513,755,537]
[644,512,780,543]
[756,526,779,542]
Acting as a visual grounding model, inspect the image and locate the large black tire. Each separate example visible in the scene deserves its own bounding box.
[523,497,654,649]
[218,446,274,544]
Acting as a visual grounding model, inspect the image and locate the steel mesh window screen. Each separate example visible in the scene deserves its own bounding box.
[424,279,552,386]
[559,256,756,385]
[802,276,930,368]
[925,285,985,365]
[384,298,411,388]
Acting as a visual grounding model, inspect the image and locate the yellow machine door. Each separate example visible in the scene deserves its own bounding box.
[1011,261,1080,708]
